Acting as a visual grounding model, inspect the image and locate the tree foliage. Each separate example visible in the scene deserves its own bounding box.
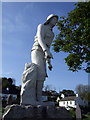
[53,2,90,73]
[1,77,21,95]
[0,77,8,88]
[75,84,90,103]
[43,85,52,91]
[60,89,75,96]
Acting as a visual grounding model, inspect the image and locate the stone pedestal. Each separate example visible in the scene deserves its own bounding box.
[2,104,72,120]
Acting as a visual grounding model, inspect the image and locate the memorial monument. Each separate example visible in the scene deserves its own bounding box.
[20,14,58,106]
[2,14,72,120]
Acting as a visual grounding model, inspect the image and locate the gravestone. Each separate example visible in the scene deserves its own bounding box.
[76,103,82,119]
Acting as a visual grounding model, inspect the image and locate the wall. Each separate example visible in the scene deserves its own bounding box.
[59,100,76,108]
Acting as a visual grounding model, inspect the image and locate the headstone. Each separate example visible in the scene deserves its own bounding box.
[76,103,82,119]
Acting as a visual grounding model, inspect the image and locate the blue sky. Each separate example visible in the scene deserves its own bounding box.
[2,2,88,92]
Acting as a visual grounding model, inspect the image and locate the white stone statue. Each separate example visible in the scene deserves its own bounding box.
[20,14,58,106]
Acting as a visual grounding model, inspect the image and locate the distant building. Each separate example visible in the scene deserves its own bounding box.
[57,93,88,110]
[0,93,18,107]
[1,84,21,107]
[59,96,76,110]
[1,94,17,100]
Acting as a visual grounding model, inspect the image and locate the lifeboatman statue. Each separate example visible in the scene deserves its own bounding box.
[20,14,58,106]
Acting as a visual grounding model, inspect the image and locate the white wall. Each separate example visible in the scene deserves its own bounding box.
[59,100,76,108]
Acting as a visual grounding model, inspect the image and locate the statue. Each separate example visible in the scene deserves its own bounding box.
[20,14,58,106]
[2,14,72,120]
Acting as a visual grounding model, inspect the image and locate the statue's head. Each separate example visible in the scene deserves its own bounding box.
[44,14,58,27]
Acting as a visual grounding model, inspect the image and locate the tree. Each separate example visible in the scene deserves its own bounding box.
[53,2,90,73]
[0,77,8,89]
[43,85,52,91]
[75,84,90,103]
[1,77,15,89]
[60,89,75,96]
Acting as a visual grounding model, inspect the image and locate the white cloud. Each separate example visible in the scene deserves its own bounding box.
[3,15,30,33]
[0,71,13,77]
[2,3,35,33]
[3,72,12,75]
[23,3,35,12]
[3,18,14,32]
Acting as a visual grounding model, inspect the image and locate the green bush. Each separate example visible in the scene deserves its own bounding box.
[69,108,76,118]
[0,107,2,114]
[0,106,5,114]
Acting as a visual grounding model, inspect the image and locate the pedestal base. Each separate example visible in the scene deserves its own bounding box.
[2,104,72,120]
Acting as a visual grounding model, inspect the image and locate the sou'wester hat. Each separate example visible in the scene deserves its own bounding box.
[44,14,58,25]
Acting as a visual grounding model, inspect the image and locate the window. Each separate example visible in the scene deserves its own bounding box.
[70,101,72,104]
[63,101,65,104]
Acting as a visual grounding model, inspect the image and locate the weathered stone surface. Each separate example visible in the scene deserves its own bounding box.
[47,106,72,119]
[76,104,82,119]
[20,63,38,105]
[2,104,72,120]
[20,14,59,107]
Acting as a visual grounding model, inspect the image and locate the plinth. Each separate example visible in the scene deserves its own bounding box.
[2,104,72,120]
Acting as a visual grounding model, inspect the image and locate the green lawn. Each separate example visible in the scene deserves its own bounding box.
[0,106,4,114]
[82,114,90,120]
[0,107,2,114]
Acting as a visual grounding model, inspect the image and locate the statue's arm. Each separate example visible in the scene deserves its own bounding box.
[37,24,53,59]
[37,24,48,52]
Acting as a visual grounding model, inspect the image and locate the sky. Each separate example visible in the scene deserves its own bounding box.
[1,2,88,92]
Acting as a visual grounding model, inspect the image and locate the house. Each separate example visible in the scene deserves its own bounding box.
[0,93,18,107]
[1,84,21,107]
[59,96,76,110]
[57,93,88,110]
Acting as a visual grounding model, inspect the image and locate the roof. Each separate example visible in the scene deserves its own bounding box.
[61,93,76,97]
[60,96,76,101]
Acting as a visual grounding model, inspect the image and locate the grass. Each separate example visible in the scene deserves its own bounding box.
[69,108,76,119]
[69,107,90,120]
[0,107,2,114]
[0,106,5,115]
[82,114,90,120]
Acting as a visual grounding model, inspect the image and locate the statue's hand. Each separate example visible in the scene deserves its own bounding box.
[44,50,53,59]
[48,64,53,71]
[46,58,53,71]
[50,52,53,59]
